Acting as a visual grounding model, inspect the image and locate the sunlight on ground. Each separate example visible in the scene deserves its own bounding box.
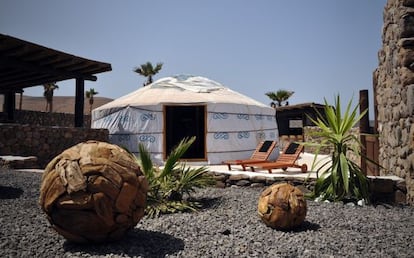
[189,152,332,180]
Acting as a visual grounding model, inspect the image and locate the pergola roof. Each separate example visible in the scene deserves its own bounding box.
[0,33,112,93]
[275,102,326,111]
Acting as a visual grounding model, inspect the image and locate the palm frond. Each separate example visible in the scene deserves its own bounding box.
[145,200,201,218]
[138,143,154,176]
[175,165,215,195]
[135,136,213,217]
[339,153,350,194]
[161,137,195,177]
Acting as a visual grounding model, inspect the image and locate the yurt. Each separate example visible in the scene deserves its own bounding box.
[92,75,279,165]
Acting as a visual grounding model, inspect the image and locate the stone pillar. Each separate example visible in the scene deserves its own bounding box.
[374,0,414,204]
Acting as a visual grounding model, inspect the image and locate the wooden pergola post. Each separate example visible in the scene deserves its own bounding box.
[75,78,85,127]
[4,91,16,122]
[359,90,369,176]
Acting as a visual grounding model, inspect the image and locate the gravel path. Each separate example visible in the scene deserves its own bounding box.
[0,169,413,258]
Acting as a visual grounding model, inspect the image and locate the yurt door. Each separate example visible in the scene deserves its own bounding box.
[164,105,206,160]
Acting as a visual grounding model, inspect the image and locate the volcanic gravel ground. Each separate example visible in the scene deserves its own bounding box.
[0,169,413,257]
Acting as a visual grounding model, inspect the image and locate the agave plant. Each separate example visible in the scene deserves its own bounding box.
[137,136,215,217]
[306,95,370,203]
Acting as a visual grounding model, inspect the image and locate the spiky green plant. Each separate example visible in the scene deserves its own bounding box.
[137,137,215,217]
[306,95,370,203]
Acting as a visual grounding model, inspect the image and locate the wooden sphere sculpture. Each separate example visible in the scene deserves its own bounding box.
[258,183,307,230]
[39,141,148,243]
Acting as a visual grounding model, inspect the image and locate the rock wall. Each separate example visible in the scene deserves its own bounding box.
[374,0,414,204]
[208,172,406,205]
[0,124,108,168]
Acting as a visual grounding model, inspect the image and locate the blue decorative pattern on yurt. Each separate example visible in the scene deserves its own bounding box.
[209,110,275,158]
[237,131,250,139]
[140,113,156,121]
[256,131,266,140]
[213,113,229,119]
[139,135,156,143]
[237,114,249,120]
[214,132,229,139]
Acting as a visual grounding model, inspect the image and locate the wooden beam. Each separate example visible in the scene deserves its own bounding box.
[0,74,97,92]
[74,78,85,127]
[0,55,97,82]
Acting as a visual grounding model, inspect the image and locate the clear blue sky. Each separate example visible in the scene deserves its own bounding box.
[1,0,386,118]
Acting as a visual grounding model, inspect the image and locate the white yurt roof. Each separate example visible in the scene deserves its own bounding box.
[93,75,273,117]
[92,75,278,165]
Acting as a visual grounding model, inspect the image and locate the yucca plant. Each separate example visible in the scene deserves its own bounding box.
[306,95,370,203]
[136,136,215,217]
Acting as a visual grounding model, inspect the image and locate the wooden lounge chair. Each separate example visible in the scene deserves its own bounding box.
[222,140,277,171]
[245,142,308,173]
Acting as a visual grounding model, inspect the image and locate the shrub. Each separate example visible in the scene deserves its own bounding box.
[136,136,215,217]
[306,95,370,203]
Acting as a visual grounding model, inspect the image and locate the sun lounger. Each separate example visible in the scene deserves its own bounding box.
[245,142,307,173]
[222,140,277,171]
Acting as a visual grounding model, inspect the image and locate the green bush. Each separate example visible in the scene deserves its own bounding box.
[306,95,370,203]
[136,136,215,217]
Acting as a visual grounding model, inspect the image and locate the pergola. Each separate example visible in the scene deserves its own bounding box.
[0,33,112,127]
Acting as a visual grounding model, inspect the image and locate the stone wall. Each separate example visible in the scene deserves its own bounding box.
[208,172,406,205]
[0,124,108,168]
[374,0,414,204]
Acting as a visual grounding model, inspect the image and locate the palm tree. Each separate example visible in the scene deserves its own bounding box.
[134,61,163,86]
[43,82,59,112]
[265,89,294,107]
[85,88,99,115]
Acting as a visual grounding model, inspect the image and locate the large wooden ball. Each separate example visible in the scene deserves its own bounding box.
[39,140,148,243]
[258,183,307,230]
